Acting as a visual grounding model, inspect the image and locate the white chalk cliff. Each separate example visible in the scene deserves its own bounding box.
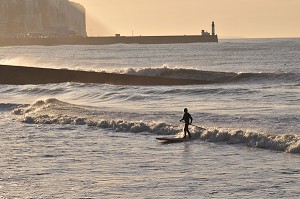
[0,0,87,37]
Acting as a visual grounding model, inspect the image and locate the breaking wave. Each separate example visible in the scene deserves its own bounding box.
[200,128,300,154]
[121,66,300,84]
[12,98,300,154]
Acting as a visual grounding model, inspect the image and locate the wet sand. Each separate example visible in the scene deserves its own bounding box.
[0,65,214,86]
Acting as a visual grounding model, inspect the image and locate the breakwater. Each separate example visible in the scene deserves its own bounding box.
[0,35,218,46]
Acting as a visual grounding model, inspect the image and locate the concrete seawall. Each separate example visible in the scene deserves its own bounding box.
[0,35,218,46]
[0,65,216,86]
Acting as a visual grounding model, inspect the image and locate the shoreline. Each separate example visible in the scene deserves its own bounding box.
[0,65,215,86]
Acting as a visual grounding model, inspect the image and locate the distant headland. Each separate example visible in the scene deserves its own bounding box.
[0,0,218,46]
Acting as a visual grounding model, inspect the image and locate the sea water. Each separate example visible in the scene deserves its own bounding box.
[0,38,299,198]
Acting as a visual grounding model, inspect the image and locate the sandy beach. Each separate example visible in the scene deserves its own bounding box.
[0,64,214,86]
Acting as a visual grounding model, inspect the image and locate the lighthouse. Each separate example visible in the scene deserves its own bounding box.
[212,21,215,36]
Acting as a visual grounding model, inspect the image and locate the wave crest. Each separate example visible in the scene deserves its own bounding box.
[21,115,181,135]
[12,98,300,154]
[122,66,299,84]
[200,128,300,153]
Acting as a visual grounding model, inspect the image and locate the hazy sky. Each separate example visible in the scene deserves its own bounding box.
[74,0,300,38]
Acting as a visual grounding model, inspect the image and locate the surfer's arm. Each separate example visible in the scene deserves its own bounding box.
[180,115,184,122]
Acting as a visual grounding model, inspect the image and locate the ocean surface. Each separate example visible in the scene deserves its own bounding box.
[0,38,299,198]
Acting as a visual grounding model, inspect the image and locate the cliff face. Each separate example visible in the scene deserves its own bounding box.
[68,2,87,37]
[0,0,87,37]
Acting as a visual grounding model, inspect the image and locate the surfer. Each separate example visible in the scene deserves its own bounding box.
[180,108,193,138]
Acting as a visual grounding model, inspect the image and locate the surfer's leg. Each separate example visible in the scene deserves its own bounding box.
[183,124,188,138]
[187,128,192,138]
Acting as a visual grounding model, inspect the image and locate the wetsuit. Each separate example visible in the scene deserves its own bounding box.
[181,112,193,138]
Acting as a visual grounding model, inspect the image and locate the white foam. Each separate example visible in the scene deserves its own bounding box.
[12,98,300,154]
[200,128,300,153]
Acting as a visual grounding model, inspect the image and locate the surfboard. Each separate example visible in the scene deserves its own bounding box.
[156,137,191,143]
